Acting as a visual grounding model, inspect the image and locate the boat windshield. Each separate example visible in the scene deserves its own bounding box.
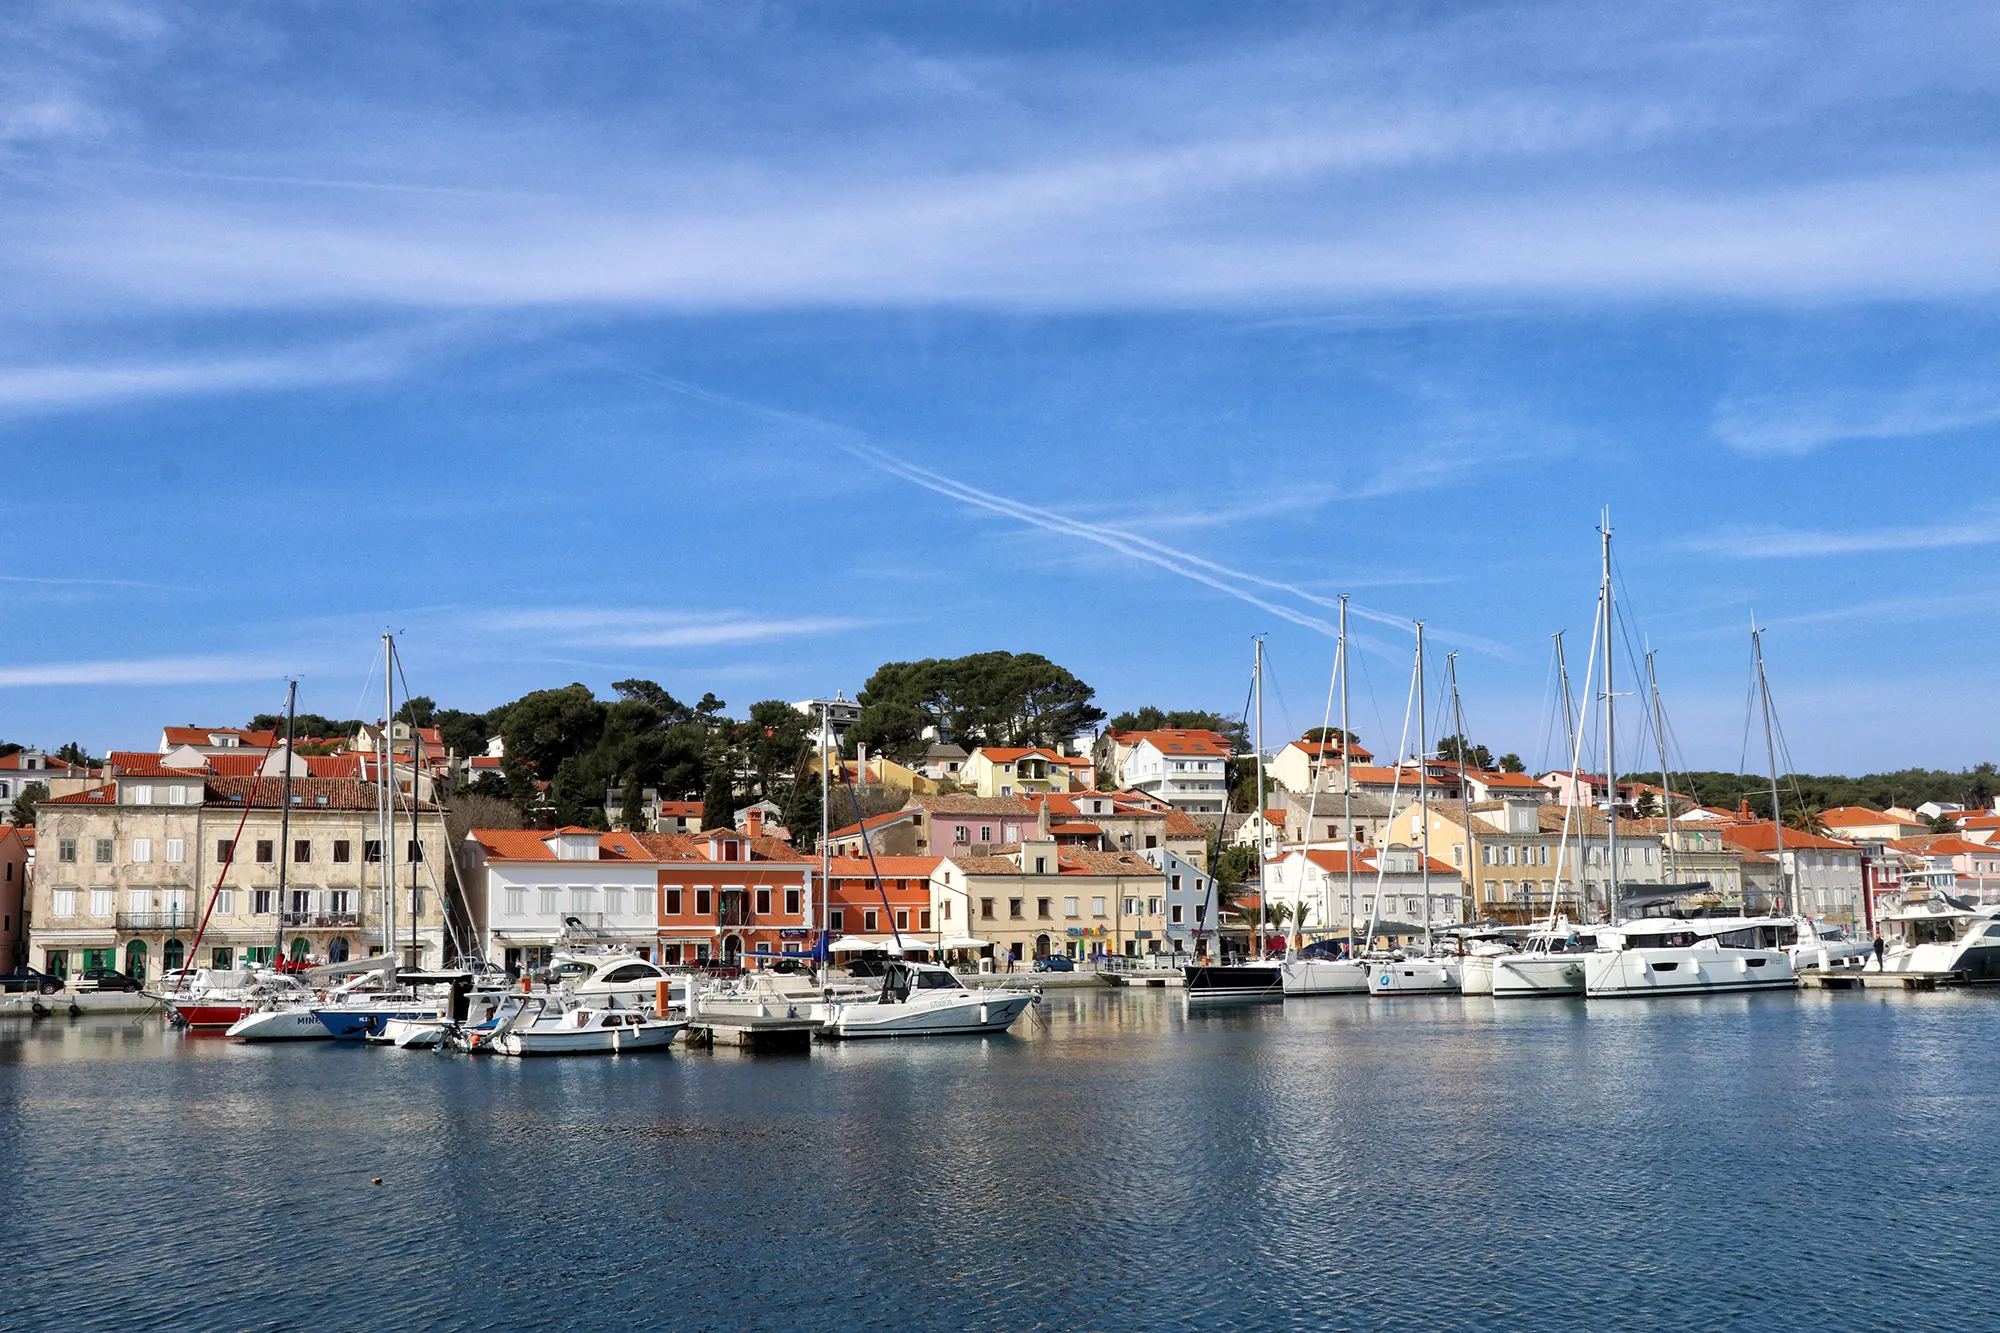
[913,970,962,991]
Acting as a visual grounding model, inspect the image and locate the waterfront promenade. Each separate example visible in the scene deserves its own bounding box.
[6,986,1998,1331]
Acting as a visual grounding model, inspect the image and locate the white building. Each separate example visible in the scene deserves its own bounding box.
[459,827,663,973]
[1118,730,1231,815]
[1266,845,1464,937]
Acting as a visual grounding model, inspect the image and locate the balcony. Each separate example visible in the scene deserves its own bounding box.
[116,912,198,932]
[279,911,362,929]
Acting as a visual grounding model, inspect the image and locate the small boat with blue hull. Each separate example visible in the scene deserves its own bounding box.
[312,999,440,1041]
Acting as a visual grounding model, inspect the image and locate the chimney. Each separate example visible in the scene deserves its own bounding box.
[748,807,764,838]
[1037,797,1051,839]
[856,742,869,784]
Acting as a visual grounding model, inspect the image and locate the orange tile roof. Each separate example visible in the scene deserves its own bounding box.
[1719,822,1857,852]
[43,784,117,805]
[1126,729,1232,757]
[823,856,946,877]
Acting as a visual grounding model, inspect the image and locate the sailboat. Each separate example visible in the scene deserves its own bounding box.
[1185,637,1283,1003]
[1581,522,1796,998]
[1281,596,1371,997]
[1368,623,1460,996]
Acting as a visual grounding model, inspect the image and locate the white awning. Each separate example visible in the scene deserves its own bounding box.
[828,936,904,954]
[938,935,990,949]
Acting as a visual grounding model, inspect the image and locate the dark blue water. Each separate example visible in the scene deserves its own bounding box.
[4,988,1998,1331]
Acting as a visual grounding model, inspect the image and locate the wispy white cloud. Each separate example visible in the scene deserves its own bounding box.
[0,330,434,414]
[1687,517,2000,559]
[479,610,868,649]
[1715,366,2000,456]
[0,652,295,687]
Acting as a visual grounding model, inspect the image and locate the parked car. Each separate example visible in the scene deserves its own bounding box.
[0,967,62,995]
[73,968,144,993]
[1034,955,1076,972]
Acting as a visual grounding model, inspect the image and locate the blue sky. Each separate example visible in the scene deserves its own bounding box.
[3,0,1998,776]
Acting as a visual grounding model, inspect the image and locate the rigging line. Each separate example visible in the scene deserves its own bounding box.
[1534,635,1561,777]
[1360,637,1421,949]
[1295,644,1342,937]
[388,649,462,962]
[1263,644,1299,756]
[1352,626,1392,763]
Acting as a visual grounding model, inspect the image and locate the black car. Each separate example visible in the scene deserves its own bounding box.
[1033,955,1076,972]
[0,967,62,995]
[74,968,143,993]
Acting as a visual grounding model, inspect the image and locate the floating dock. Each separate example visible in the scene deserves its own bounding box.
[1807,971,1953,991]
[684,1011,819,1053]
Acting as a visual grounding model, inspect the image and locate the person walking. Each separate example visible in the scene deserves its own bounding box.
[1873,931,1886,970]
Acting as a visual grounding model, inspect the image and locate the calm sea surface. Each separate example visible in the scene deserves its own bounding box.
[4,988,1998,1332]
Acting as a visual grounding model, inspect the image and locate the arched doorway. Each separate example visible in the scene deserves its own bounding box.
[722,934,743,966]
[162,939,185,975]
[288,937,310,962]
[1034,934,1051,959]
[125,939,148,983]
[327,937,350,964]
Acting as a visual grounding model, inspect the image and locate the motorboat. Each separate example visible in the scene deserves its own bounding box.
[1183,961,1284,1003]
[1279,957,1370,996]
[1873,901,2000,981]
[1369,955,1461,996]
[309,970,441,1041]
[488,998,685,1056]
[552,950,689,1012]
[1786,919,1871,972]
[1583,916,1797,997]
[371,1016,445,1049]
[1489,921,1596,999]
[817,961,1036,1038]
[1449,928,1529,997]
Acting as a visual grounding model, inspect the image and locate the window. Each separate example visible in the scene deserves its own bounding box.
[216,839,234,862]
[981,826,993,842]
[90,888,114,917]
[333,840,351,864]
[167,784,188,805]
[411,888,426,918]
[255,840,274,864]
[955,825,969,843]
[94,839,114,864]
[162,838,185,864]
[603,887,626,916]
[131,784,153,805]
[695,888,712,915]
[208,889,233,917]
[292,839,311,864]
[569,888,594,915]
[1148,897,1161,915]
[406,840,424,863]
[1171,904,1184,924]
[209,947,231,969]
[1009,897,1024,919]
[979,897,995,920]
[364,840,383,863]
[1171,873,1182,893]
[58,838,77,863]
[863,909,878,931]
[785,888,801,915]
[290,889,310,914]
[830,909,845,932]
[896,909,909,930]
[1194,905,1206,923]
[538,888,560,915]
[919,909,932,929]
[636,888,655,917]
[1064,897,1080,917]
[52,888,76,918]
[1482,845,1496,866]
[941,900,952,920]
[1091,896,1106,916]
[1037,897,1052,918]
[253,889,273,915]
[665,889,682,916]
[1034,856,1048,874]
[132,838,153,864]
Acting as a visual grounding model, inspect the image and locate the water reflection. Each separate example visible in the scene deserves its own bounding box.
[6,990,2000,1331]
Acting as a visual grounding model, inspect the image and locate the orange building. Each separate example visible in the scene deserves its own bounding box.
[643,815,811,967]
[821,857,943,945]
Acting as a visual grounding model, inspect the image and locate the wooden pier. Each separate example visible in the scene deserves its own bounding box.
[1807,971,1953,991]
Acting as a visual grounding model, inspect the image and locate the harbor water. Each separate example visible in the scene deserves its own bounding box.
[5,988,1999,1331]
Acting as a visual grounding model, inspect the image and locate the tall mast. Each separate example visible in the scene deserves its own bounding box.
[1600,515,1620,925]
[383,633,398,964]
[818,702,830,958]
[1754,626,1790,918]
[1339,595,1354,952]
[272,681,296,964]
[1646,649,1679,885]
[1554,632,1580,918]
[1253,635,1266,960]
[1416,621,1431,956]
[1447,651,1470,925]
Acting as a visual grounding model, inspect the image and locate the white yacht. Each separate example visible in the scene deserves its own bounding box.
[1369,955,1461,996]
[553,951,688,1011]
[817,962,1036,1038]
[1583,917,1796,998]
[488,997,686,1055]
[1787,919,1871,972]
[1279,956,1369,996]
[1873,901,2000,981]
[226,1003,333,1041]
[1490,928,1597,998]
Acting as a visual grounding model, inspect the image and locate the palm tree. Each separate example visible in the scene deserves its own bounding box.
[1786,805,1829,837]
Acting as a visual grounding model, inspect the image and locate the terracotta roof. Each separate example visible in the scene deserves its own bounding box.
[1057,850,1159,876]
[1284,736,1375,760]
[629,832,810,864]
[1718,822,1857,853]
[106,752,210,776]
[826,810,918,839]
[1471,771,1543,789]
[973,747,1061,763]
[947,855,1023,876]
[43,784,117,805]
[1283,848,1459,876]
[1125,729,1232,757]
[1262,808,1287,826]
[1818,806,1904,827]
[658,801,702,817]
[206,777,411,811]
[1889,835,1992,857]
[1049,822,1104,835]
[1162,809,1205,837]
[910,795,1042,816]
[468,829,657,862]
[162,726,276,748]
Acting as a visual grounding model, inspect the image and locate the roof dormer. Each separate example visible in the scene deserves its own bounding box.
[545,828,602,861]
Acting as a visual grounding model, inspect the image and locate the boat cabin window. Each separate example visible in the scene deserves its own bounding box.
[914,970,960,990]
[602,963,660,983]
[1626,931,1697,950]
[1910,919,1962,946]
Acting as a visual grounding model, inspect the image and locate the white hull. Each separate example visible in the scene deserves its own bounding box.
[1459,955,1496,996]
[493,1020,685,1056]
[1280,959,1370,996]
[821,991,1034,1038]
[1491,955,1586,998]
[379,1017,445,1048]
[1370,959,1461,996]
[226,1007,333,1041]
[1584,947,1794,997]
